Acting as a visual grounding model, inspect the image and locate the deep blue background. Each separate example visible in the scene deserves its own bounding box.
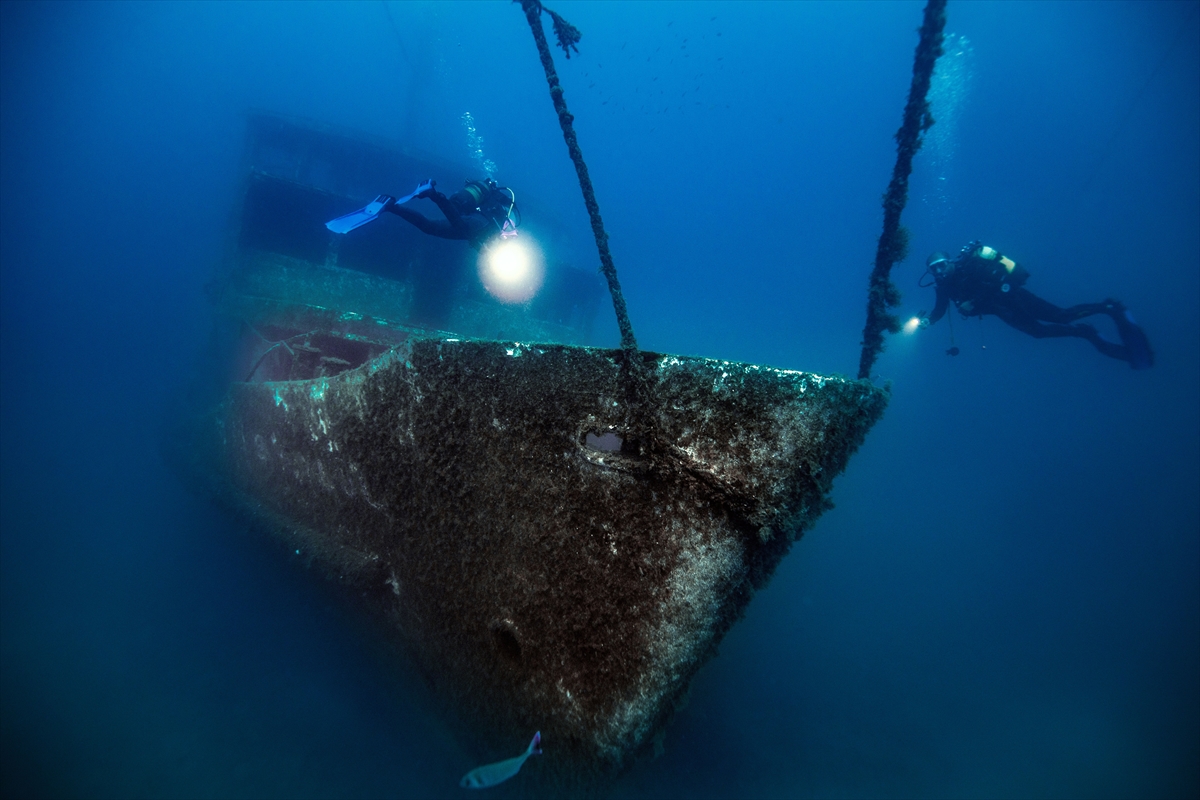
[2,2,1197,797]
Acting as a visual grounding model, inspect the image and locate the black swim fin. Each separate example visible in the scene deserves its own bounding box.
[1114,308,1154,370]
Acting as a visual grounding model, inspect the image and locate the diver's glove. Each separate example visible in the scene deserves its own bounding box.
[917,311,930,329]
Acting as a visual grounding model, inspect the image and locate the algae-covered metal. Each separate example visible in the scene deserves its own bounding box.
[172,336,886,788]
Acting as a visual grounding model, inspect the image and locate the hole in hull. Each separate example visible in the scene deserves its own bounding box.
[585,431,624,452]
[490,620,522,665]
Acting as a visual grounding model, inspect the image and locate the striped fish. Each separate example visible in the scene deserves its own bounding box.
[459,731,542,789]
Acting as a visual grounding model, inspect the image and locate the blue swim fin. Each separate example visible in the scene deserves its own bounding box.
[325,195,395,234]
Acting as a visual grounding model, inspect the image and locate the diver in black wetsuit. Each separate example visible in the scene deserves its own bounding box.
[920,242,1154,369]
[384,178,518,249]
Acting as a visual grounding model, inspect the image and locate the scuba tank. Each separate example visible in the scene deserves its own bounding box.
[451,179,521,235]
[961,241,1030,293]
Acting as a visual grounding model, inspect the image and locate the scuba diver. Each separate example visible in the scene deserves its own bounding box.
[325,178,519,249]
[920,242,1154,369]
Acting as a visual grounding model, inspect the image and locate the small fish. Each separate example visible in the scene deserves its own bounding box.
[459,732,542,790]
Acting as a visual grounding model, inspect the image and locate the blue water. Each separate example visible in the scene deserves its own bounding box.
[2,2,1197,797]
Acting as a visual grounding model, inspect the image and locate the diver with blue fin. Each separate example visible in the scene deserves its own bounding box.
[919,242,1154,369]
[325,178,519,249]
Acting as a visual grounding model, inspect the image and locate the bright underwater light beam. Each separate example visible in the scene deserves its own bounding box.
[478,236,545,304]
[902,316,923,335]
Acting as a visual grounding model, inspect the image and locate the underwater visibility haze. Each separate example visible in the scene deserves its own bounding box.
[2,1,1198,797]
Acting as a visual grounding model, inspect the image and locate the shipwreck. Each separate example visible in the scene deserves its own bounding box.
[166,108,887,793]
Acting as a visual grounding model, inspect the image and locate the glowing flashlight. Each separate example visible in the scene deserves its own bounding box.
[902,316,923,334]
[478,236,545,304]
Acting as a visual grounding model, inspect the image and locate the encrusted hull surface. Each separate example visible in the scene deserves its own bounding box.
[171,338,886,791]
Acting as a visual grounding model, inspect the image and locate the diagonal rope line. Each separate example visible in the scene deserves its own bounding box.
[858,0,948,380]
[517,0,638,356]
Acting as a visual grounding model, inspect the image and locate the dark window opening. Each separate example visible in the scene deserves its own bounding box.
[239,173,339,265]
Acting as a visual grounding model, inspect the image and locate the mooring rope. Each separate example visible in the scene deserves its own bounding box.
[857,0,947,380]
[516,0,667,468]
[517,0,638,355]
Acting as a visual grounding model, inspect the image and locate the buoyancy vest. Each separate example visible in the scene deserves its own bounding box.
[959,242,1030,294]
[452,180,514,228]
